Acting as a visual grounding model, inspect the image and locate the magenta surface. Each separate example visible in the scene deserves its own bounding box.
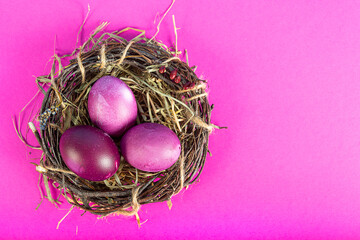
[4,0,360,239]
[88,76,137,137]
[59,125,120,181]
[120,123,181,172]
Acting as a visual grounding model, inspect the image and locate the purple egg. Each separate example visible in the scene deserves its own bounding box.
[88,76,138,137]
[59,125,120,181]
[120,123,181,172]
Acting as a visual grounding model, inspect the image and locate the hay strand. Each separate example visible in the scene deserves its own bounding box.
[149,0,176,42]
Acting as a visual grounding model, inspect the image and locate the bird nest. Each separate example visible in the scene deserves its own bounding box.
[26,23,221,220]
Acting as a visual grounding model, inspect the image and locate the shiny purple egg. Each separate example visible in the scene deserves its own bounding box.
[59,125,120,181]
[88,76,138,137]
[120,123,181,172]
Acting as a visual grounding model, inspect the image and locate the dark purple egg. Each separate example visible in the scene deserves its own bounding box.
[120,123,181,172]
[59,125,120,181]
[88,76,138,137]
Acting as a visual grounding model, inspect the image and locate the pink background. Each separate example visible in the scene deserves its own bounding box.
[2,0,360,239]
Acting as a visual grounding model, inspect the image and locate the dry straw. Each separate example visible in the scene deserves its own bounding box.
[17,14,224,224]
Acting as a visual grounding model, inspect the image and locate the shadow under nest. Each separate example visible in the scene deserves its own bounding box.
[34,27,217,217]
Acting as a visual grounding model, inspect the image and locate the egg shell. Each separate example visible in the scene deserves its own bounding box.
[59,125,120,181]
[88,76,138,137]
[120,123,181,172]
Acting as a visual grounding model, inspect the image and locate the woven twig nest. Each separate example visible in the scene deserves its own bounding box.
[31,24,220,218]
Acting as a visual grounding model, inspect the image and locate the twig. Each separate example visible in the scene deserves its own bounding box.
[77,53,86,83]
[28,122,43,149]
[117,40,134,66]
[100,44,106,69]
